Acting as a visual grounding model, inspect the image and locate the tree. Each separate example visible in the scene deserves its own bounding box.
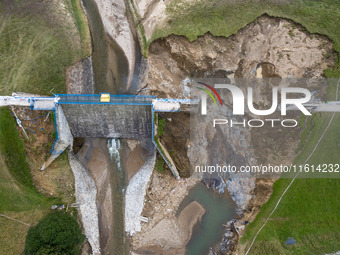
[24,212,85,255]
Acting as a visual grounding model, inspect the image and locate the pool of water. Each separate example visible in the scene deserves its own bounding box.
[180,183,237,255]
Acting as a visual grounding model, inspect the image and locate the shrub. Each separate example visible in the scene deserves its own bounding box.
[24,212,84,255]
[155,157,165,174]
[158,118,166,137]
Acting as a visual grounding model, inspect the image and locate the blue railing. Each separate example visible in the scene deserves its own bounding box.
[55,94,156,105]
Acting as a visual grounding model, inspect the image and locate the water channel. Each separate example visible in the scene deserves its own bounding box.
[81,1,237,254]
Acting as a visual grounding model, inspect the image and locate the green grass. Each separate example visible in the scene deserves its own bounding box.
[138,24,148,57]
[155,157,165,174]
[0,1,89,253]
[150,0,340,76]
[0,16,71,95]
[0,0,90,96]
[0,108,57,212]
[158,117,166,137]
[296,114,315,152]
[0,108,33,189]
[299,114,306,128]
[69,0,91,57]
[0,108,61,254]
[240,79,340,254]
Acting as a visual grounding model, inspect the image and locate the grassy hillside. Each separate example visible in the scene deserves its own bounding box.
[151,0,340,76]
[0,108,58,254]
[240,112,340,254]
[0,0,91,95]
[240,78,340,254]
[0,0,90,254]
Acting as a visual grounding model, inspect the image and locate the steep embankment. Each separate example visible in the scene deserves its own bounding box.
[128,0,340,252]
[146,15,334,214]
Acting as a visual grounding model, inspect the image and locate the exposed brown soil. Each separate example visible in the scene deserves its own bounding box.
[145,16,334,182]
[142,14,336,254]
[12,106,74,201]
[147,15,334,96]
[242,178,277,223]
[158,112,191,177]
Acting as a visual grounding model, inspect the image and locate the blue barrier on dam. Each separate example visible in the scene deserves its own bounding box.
[56,94,156,105]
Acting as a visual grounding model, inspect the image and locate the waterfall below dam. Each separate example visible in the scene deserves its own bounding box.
[107,138,122,170]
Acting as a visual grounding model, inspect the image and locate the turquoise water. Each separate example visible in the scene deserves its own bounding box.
[181,183,237,255]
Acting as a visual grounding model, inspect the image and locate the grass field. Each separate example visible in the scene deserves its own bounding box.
[240,112,340,254]
[239,78,340,254]
[0,0,90,95]
[0,1,89,254]
[147,1,340,254]
[0,108,59,254]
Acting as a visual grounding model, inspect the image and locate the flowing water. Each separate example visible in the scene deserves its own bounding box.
[82,0,237,254]
[180,183,237,255]
[81,0,130,253]
[108,138,122,170]
[107,138,127,254]
[82,0,129,94]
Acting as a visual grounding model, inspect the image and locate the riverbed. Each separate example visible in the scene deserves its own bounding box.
[82,0,129,94]
[81,0,239,254]
[81,0,131,253]
[179,183,237,255]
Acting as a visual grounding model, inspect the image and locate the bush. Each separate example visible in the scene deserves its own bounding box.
[155,156,165,174]
[24,212,84,255]
[158,118,166,137]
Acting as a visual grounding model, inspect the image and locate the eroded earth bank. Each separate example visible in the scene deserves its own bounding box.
[131,15,335,254]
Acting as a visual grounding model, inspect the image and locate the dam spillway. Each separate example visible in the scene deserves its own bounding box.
[58,94,154,139]
[61,104,152,139]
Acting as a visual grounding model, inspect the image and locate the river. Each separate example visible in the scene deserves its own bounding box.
[82,0,129,95]
[81,0,237,254]
[81,0,130,254]
[179,183,237,254]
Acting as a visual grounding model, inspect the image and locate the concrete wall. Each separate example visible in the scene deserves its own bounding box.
[61,104,153,139]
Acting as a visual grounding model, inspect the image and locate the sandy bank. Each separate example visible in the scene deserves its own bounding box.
[123,140,145,182]
[68,151,100,255]
[133,201,205,254]
[125,151,156,235]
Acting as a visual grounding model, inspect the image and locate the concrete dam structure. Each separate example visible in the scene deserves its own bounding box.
[62,104,152,138]
[0,93,195,178]
[58,95,154,139]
